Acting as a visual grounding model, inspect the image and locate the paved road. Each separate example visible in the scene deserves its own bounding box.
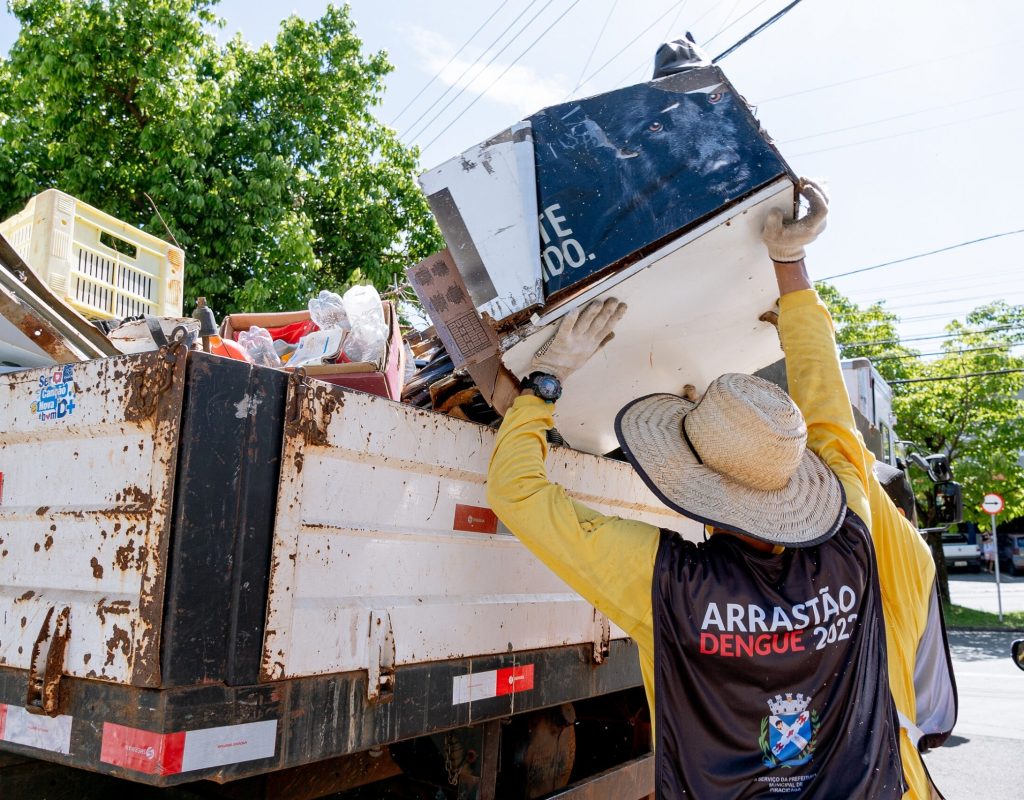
[948,571,1024,615]
[922,630,1024,799]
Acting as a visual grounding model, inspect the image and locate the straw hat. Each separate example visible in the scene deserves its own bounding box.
[614,373,846,547]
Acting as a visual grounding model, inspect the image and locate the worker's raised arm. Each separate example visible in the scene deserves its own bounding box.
[764,181,874,526]
[486,300,660,645]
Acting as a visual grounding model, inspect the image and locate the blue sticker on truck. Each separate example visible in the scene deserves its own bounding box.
[31,365,76,421]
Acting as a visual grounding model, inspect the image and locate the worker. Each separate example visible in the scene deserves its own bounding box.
[487,181,937,798]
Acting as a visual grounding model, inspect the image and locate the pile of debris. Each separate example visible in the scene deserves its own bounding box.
[2,59,800,455]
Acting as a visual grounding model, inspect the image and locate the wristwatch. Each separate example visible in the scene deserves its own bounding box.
[520,371,563,403]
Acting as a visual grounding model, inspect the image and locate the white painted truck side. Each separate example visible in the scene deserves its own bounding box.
[0,353,185,686]
[260,380,695,682]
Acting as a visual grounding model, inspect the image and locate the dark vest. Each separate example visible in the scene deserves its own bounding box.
[652,511,905,799]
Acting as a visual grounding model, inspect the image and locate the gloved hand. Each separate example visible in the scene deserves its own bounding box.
[531,298,627,383]
[761,179,828,263]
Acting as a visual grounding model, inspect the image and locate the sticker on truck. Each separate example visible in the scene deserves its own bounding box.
[31,365,77,421]
[100,719,277,775]
[0,703,73,754]
[452,664,535,704]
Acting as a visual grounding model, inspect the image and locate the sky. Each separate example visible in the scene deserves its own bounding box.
[1,0,1022,348]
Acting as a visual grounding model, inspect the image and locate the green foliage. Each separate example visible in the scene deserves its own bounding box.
[819,284,1024,525]
[0,0,443,314]
[895,302,1024,525]
[816,283,916,383]
[943,602,1024,630]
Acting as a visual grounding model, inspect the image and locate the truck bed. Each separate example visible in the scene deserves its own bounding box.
[0,349,693,785]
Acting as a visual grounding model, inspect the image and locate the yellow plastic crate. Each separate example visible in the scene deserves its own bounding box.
[0,189,184,320]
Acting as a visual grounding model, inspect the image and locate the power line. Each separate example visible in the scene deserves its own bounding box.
[874,292,1024,314]
[779,86,1024,145]
[889,369,1024,385]
[817,229,1024,281]
[701,0,771,48]
[870,345,1020,362]
[842,324,1024,349]
[565,1,681,100]
[572,0,619,93]
[789,104,1024,158]
[753,39,1015,105]
[712,0,808,62]
[843,267,1024,301]
[661,0,691,41]
[611,0,729,92]
[388,0,512,126]
[422,0,583,151]
[402,0,548,142]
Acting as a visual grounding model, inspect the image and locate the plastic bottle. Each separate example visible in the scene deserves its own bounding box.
[341,285,388,363]
[238,327,283,368]
[209,334,253,363]
[308,290,350,332]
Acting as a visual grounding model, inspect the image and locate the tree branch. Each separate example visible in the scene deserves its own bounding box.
[105,78,149,128]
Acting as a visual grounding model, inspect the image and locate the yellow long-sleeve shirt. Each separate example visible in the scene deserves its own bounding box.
[487,289,935,798]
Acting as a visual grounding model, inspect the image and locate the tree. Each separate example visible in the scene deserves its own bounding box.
[819,285,1024,521]
[0,0,443,314]
[816,283,919,384]
[891,302,1024,527]
[819,284,1024,600]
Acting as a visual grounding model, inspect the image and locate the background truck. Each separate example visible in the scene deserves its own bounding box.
[941,531,982,572]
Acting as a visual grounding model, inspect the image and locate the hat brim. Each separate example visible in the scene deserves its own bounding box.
[614,393,846,548]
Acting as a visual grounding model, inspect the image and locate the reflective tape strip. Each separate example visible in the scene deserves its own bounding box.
[100,719,276,775]
[452,664,535,705]
[0,703,73,755]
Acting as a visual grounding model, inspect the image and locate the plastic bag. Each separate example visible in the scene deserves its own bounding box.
[342,285,387,363]
[308,290,350,332]
[238,326,283,368]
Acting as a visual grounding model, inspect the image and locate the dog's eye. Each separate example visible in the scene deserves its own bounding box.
[648,121,663,132]
[707,92,723,104]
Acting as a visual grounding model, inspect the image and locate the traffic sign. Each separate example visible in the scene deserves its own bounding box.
[982,493,1004,515]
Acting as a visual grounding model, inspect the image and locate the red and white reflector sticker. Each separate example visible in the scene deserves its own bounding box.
[0,703,73,754]
[452,664,535,705]
[100,719,276,775]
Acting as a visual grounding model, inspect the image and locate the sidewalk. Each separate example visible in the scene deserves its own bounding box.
[948,571,1024,615]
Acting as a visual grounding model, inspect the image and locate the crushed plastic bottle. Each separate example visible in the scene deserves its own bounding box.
[308,290,350,332]
[238,326,283,368]
[341,285,388,363]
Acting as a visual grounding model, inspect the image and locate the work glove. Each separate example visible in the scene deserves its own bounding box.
[761,179,828,263]
[531,298,627,383]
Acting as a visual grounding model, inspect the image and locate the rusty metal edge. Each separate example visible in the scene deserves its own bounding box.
[0,232,120,358]
[0,279,84,363]
[130,349,190,687]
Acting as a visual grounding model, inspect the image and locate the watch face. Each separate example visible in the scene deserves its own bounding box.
[534,373,562,401]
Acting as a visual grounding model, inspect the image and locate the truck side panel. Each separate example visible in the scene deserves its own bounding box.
[0,353,185,686]
[261,381,694,681]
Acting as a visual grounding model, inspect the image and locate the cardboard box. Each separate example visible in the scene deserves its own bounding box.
[221,302,405,401]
